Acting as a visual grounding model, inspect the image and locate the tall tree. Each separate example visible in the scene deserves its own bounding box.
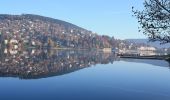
[133,0,170,43]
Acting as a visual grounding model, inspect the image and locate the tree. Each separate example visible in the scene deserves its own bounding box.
[133,0,170,43]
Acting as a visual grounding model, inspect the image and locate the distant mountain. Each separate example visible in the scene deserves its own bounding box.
[125,39,170,48]
[0,14,116,49]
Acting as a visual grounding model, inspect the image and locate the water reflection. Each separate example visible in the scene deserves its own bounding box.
[121,58,170,68]
[0,49,118,79]
[0,49,169,79]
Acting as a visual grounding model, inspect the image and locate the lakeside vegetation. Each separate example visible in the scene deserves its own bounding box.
[133,0,170,61]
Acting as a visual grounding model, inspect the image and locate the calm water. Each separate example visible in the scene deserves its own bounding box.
[0,49,170,100]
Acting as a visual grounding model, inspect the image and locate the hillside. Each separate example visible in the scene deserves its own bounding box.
[0,14,116,49]
[0,14,84,30]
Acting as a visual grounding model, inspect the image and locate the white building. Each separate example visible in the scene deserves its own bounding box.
[138,46,156,51]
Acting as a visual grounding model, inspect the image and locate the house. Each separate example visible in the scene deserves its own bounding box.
[103,48,112,52]
[138,46,156,51]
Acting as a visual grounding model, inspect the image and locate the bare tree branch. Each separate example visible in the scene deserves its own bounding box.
[154,0,170,14]
[133,0,170,44]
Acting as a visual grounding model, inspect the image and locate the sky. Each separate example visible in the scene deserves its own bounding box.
[0,0,146,39]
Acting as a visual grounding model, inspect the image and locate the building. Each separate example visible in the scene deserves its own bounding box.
[138,46,156,51]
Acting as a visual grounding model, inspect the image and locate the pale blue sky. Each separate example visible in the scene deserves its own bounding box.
[0,0,146,39]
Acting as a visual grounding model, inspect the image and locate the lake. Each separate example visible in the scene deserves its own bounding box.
[0,49,170,100]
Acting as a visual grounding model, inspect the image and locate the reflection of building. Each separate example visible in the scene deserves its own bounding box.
[139,51,156,56]
[0,49,118,79]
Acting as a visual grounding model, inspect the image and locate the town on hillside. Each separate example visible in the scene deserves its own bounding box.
[0,14,169,56]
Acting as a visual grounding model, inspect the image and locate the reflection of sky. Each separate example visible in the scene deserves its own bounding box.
[0,61,170,100]
[120,58,170,67]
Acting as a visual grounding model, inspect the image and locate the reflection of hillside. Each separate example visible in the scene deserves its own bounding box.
[0,49,118,79]
[120,58,170,67]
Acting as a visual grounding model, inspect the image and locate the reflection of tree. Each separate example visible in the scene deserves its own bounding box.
[168,61,170,68]
[0,49,118,79]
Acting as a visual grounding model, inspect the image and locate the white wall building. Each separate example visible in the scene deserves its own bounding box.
[138,46,156,51]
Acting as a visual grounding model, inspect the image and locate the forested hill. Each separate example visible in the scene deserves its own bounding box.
[0,14,83,30]
[0,14,116,49]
